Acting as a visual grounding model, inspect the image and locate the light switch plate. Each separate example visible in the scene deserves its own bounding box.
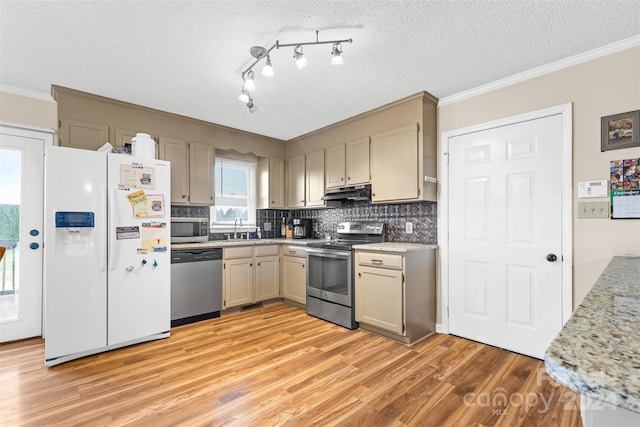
[405,222,413,233]
[263,222,272,231]
[578,201,609,218]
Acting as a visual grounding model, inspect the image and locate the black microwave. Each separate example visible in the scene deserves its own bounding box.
[170,217,209,243]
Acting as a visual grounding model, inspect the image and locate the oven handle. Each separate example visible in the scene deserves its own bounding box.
[305,247,352,259]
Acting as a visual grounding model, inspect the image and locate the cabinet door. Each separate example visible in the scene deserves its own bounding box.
[189,142,215,205]
[346,137,370,185]
[305,149,325,207]
[255,255,280,301]
[281,256,306,305]
[325,144,346,188]
[269,157,285,208]
[355,265,404,334]
[158,136,189,204]
[224,258,254,308]
[59,118,109,151]
[370,123,419,202]
[286,154,306,208]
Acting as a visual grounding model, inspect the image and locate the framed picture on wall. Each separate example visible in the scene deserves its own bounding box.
[601,110,640,152]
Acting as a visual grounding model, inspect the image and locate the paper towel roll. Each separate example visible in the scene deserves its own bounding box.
[131,133,156,159]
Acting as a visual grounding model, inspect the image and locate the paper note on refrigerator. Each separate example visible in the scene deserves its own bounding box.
[132,194,165,218]
[127,189,147,206]
[140,222,168,252]
[120,164,155,189]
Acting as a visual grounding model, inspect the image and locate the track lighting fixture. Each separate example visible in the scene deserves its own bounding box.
[237,30,352,112]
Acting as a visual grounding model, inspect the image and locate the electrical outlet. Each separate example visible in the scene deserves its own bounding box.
[405,222,413,234]
[578,202,609,218]
[263,222,272,231]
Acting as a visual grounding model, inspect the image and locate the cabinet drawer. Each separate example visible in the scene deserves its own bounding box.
[280,244,307,258]
[224,246,254,259]
[255,245,279,257]
[357,252,403,270]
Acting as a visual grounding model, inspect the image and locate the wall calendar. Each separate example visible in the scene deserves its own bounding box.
[610,158,640,219]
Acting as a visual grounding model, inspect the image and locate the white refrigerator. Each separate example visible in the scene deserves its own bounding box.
[44,146,171,366]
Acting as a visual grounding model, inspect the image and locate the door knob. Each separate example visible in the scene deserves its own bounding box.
[546,253,557,262]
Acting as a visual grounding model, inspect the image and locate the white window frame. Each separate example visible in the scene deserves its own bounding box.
[210,157,257,230]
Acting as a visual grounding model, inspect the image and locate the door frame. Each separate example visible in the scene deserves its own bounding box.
[437,103,573,334]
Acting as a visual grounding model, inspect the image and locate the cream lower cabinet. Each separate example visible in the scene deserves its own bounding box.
[280,244,307,305]
[223,245,280,309]
[355,247,436,344]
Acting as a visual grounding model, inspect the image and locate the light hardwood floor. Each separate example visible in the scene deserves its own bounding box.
[0,303,581,426]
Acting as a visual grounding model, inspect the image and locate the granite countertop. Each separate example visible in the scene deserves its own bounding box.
[171,238,319,250]
[352,242,438,253]
[544,256,640,413]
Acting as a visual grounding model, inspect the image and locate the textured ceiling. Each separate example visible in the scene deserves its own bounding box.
[1,1,639,141]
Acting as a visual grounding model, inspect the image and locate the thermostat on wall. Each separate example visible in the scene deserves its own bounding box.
[578,180,608,198]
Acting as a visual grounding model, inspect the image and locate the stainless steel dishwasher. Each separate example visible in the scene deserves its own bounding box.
[170,247,223,327]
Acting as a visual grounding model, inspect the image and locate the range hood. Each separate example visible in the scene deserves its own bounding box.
[322,184,372,202]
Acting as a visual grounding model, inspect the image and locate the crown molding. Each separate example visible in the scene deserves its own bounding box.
[0,84,55,102]
[439,34,640,107]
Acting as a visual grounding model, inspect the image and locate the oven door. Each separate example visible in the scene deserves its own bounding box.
[306,247,353,307]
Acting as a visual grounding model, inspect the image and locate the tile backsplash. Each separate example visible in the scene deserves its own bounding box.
[170,201,437,244]
[258,201,437,244]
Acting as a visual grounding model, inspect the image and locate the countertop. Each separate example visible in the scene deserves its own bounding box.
[171,238,319,250]
[352,242,438,253]
[544,256,640,413]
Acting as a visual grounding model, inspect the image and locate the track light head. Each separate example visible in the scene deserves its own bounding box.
[243,70,255,91]
[262,55,274,77]
[294,45,308,70]
[331,43,343,65]
[246,96,257,113]
[238,88,250,103]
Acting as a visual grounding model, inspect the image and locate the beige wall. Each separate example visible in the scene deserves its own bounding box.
[0,90,57,129]
[438,46,640,307]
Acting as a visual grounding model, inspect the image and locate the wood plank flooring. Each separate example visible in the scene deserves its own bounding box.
[0,303,582,426]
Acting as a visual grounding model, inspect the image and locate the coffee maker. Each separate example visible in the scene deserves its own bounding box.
[292,219,312,239]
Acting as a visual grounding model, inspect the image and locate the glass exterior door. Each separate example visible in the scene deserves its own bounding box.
[0,126,47,342]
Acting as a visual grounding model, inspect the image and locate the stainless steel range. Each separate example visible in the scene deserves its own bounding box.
[305,221,385,329]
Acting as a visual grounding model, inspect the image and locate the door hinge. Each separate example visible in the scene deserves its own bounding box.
[418,188,421,196]
[223,263,226,269]
[417,123,420,132]
[402,273,405,283]
[58,119,61,128]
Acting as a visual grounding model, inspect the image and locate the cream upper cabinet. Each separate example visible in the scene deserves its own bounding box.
[257,157,285,209]
[326,138,370,190]
[286,154,306,208]
[158,138,214,205]
[305,149,325,207]
[370,123,420,203]
[325,144,346,188]
[189,142,215,205]
[59,118,109,151]
[345,136,370,185]
[158,136,189,203]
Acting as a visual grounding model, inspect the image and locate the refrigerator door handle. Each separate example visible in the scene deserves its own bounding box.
[99,185,106,271]
[108,187,117,271]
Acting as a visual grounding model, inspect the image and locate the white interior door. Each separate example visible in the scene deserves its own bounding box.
[0,126,49,342]
[448,114,565,359]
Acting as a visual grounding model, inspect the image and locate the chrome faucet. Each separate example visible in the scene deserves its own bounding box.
[233,217,243,239]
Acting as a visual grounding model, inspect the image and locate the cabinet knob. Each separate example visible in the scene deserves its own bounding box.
[181,194,186,198]
[301,200,305,203]
[372,193,376,197]
[250,263,253,267]
[347,176,351,181]
[358,272,361,278]
[271,200,274,204]
[210,196,214,200]
[302,264,305,268]
[257,262,261,266]
[341,177,344,181]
